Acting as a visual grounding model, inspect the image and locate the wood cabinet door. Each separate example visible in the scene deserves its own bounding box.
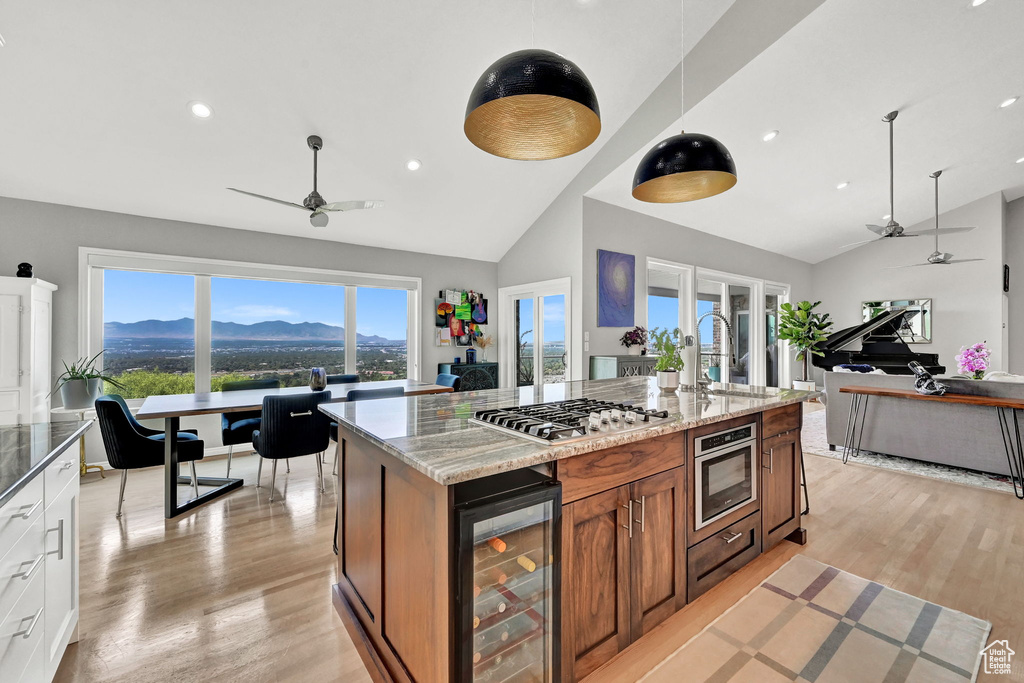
[562,485,632,682]
[761,430,801,550]
[629,467,686,638]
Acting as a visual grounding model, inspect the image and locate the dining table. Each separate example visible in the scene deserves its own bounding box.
[135,379,455,518]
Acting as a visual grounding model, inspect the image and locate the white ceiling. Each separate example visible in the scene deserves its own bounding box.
[0,0,732,262]
[588,0,1024,264]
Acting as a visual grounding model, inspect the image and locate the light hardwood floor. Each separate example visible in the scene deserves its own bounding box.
[57,408,1023,682]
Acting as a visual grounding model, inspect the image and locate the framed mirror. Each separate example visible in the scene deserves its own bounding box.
[862,298,932,343]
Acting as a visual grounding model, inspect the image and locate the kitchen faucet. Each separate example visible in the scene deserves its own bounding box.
[694,311,736,401]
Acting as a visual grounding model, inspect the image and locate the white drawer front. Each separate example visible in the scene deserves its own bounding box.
[45,455,78,508]
[0,568,44,683]
[0,477,43,556]
[0,512,43,626]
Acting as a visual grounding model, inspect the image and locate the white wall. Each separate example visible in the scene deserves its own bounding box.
[0,196,498,464]
[812,192,1007,378]
[1007,196,1024,373]
[582,197,815,386]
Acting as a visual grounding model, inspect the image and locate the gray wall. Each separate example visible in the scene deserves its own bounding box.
[811,192,1007,378]
[582,197,815,386]
[0,195,497,463]
[1007,196,1024,373]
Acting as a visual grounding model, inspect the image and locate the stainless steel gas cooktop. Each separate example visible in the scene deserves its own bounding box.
[472,398,670,445]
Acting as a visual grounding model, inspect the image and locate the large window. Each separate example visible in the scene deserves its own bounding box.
[103,270,197,398]
[84,249,421,399]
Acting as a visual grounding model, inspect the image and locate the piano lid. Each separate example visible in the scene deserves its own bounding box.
[821,309,910,353]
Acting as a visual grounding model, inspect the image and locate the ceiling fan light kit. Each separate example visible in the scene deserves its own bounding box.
[227,135,383,228]
[632,2,736,203]
[464,48,601,160]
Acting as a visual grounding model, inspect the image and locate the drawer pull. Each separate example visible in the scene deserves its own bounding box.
[289,410,312,417]
[14,554,44,581]
[13,608,43,639]
[60,459,75,471]
[722,531,744,544]
[13,499,42,520]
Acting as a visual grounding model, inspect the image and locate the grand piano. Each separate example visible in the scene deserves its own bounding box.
[812,309,945,375]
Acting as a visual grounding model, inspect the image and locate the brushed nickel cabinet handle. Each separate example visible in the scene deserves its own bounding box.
[635,496,646,533]
[58,518,65,561]
[722,531,743,544]
[622,500,633,539]
[60,459,74,471]
[14,608,43,639]
[289,410,312,417]
[14,500,42,520]
[14,554,44,580]
[765,448,774,474]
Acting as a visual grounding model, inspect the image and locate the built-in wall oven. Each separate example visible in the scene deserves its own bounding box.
[694,422,758,530]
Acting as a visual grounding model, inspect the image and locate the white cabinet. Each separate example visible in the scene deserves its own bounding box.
[0,277,57,426]
[0,455,79,683]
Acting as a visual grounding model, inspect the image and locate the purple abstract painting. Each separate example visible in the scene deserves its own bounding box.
[597,249,635,327]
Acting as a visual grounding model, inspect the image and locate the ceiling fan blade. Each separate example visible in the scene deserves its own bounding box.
[319,200,385,212]
[903,226,975,237]
[887,263,929,268]
[841,237,882,249]
[945,258,985,264]
[865,224,888,235]
[227,188,306,210]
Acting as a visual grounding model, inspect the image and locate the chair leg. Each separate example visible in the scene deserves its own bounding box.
[286,460,291,474]
[226,445,233,478]
[333,444,339,476]
[316,456,324,493]
[190,461,199,499]
[256,456,263,487]
[269,460,278,502]
[116,469,128,518]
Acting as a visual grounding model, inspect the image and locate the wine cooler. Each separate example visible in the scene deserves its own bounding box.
[454,470,561,682]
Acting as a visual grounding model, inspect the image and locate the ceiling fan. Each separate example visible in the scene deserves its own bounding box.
[228,135,384,227]
[842,111,973,249]
[890,170,982,268]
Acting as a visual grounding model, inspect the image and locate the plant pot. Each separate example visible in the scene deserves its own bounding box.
[60,377,103,409]
[793,380,816,392]
[627,346,642,356]
[657,370,680,393]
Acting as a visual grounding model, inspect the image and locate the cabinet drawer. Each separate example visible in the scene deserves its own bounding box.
[558,433,684,504]
[0,511,44,625]
[45,454,78,507]
[0,477,43,555]
[0,568,44,683]
[687,512,761,602]
[762,404,800,439]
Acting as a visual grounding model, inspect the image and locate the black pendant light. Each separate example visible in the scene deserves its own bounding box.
[632,3,736,202]
[464,3,600,160]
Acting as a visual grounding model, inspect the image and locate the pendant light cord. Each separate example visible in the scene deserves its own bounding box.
[680,0,685,131]
[532,0,535,46]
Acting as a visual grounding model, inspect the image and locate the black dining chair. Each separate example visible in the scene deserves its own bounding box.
[253,392,333,502]
[95,395,206,518]
[220,378,280,478]
[435,373,461,391]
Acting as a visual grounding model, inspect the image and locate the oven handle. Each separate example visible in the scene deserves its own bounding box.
[694,437,758,461]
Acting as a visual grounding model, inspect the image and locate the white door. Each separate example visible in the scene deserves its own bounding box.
[499,278,571,388]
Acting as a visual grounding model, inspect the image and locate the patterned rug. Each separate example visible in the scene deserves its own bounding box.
[800,410,1012,494]
[641,555,991,683]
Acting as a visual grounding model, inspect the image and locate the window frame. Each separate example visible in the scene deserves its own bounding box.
[79,247,422,396]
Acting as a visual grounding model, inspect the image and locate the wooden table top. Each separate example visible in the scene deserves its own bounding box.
[839,385,1024,410]
[136,379,454,419]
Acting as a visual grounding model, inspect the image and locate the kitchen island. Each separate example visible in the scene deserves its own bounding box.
[321,377,818,682]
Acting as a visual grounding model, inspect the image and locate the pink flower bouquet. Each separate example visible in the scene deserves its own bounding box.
[956,342,990,379]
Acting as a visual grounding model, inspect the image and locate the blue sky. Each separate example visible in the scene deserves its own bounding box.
[515,295,565,345]
[103,270,409,340]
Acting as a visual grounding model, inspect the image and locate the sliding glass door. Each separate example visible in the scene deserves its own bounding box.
[501,279,572,388]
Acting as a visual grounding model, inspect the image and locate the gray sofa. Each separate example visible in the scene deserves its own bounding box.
[824,372,1023,476]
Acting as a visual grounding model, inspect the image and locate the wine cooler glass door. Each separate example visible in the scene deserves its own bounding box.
[457,486,561,683]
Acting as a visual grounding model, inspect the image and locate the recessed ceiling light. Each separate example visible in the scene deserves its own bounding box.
[836,181,850,190]
[0,31,6,47]
[188,101,213,119]
[971,0,987,6]
[406,159,422,171]
[1017,157,1024,164]
[1000,97,1019,108]
[762,130,779,142]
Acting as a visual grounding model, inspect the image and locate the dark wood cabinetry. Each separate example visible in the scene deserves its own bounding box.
[760,403,806,552]
[687,512,761,601]
[562,467,686,681]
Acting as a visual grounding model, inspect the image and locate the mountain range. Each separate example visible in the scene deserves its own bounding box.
[104,318,396,344]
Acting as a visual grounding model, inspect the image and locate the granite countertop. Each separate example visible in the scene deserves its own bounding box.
[319,377,820,486]
[0,421,94,507]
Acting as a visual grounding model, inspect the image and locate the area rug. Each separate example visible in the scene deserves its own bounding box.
[801,409,1012,494]
[641,555,991,683]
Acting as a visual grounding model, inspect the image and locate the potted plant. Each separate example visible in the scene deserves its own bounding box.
[650,327,685,392]
[619,326,648,356]
[955,342,990,379]
[52,351,125,409]
[777,301,832,391]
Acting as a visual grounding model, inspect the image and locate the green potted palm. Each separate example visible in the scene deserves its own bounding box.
[777,301,832,391]
[650,327,685,393]
[52,351,125,409]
